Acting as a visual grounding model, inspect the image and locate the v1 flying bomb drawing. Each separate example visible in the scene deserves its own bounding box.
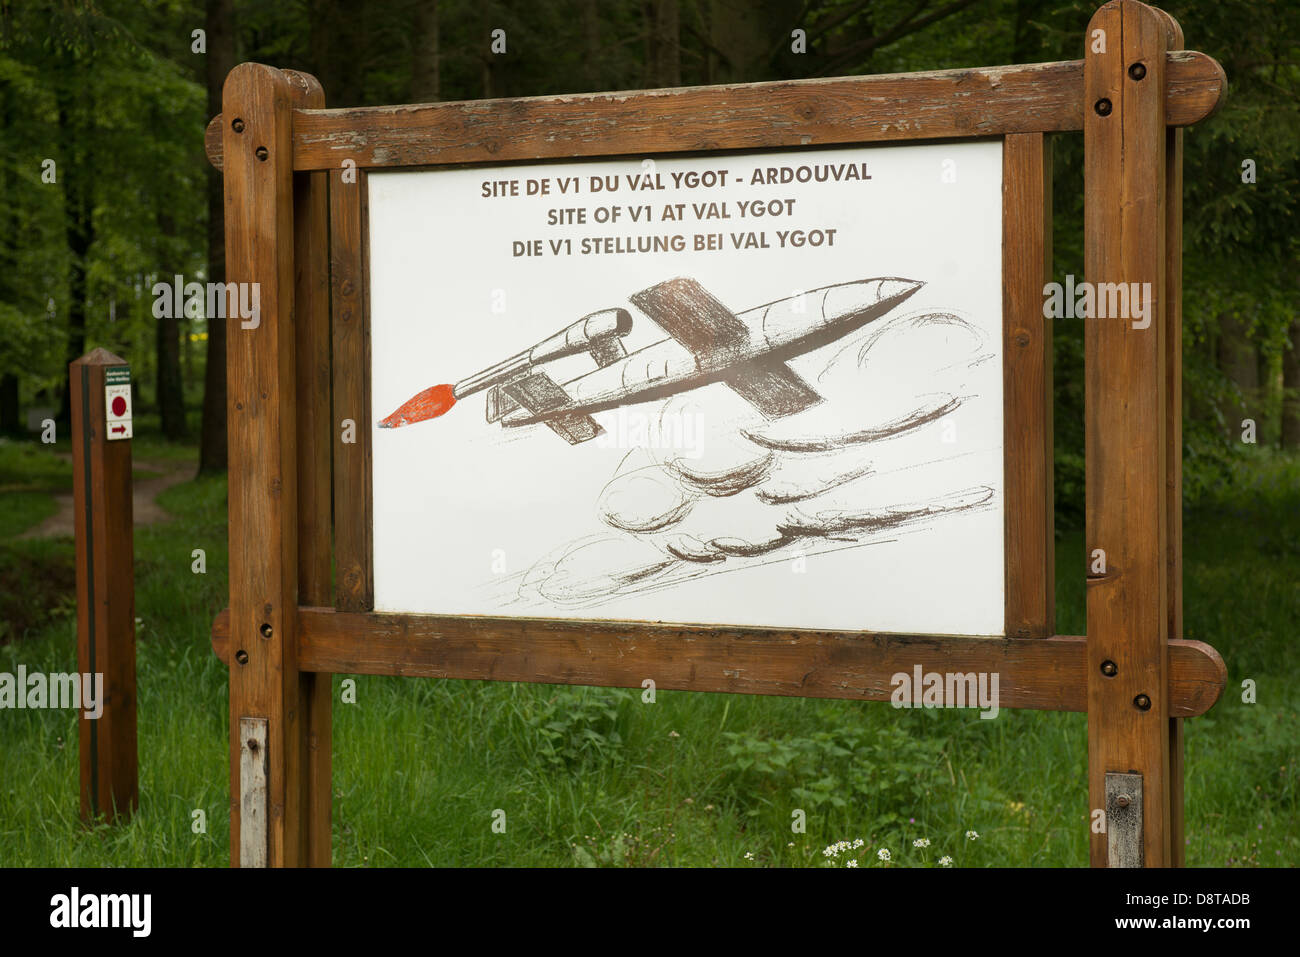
[378,276,924,444]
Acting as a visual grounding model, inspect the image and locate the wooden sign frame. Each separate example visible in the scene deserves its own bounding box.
[208,0,1226,868]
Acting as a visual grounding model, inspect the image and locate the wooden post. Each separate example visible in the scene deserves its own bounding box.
[1158,7,1187,868]
[1084,0,1172,867]
[70,348,138,823]
[222,63,307,867]
[285,68,335,867]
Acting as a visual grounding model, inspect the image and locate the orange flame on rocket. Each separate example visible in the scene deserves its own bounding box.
[379,384,457,428]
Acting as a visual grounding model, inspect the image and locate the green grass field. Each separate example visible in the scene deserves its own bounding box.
[0,426,1295,867]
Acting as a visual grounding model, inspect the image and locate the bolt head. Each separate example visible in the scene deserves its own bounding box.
[1101,660,1118,677]
[1116,794,1131,807]
[1094,98,1113,116]
[231,117,245,133]
[1134,693,1152,711]
[235,649,249,665]
[1128,62,1147,81]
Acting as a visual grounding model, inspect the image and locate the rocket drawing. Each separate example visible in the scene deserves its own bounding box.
[379,276,924,444]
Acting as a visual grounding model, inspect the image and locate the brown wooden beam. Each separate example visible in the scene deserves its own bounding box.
[71,349,138,824]
[1084,0,1173,867]
[285,68,334,869]
[329,167,373,612]
[222,62,305,868]
[1002,132,1055,638]
[210,606,1225,718]
[204,50,1224,171]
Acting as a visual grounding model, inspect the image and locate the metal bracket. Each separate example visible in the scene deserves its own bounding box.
[1105,771,1144,867]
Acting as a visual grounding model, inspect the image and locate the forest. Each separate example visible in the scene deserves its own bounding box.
[1,0,1295,519]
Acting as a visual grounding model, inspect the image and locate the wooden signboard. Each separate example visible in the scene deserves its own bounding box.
[208,0,1227,867]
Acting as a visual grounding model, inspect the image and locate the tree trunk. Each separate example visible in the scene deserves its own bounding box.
[1216,312,1258,437]
[411,1,441,101]
[0,374,19,434]
[1282,316,1300,449]
[645,0,681,87]
[583,0,601,91]
[199,0,235,472]
[56,102,92,426]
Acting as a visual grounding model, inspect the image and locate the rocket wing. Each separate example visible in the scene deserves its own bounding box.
[502,371,604,445]
[630,278,820,418]
[724,362,823,419]
[630,278,751,358]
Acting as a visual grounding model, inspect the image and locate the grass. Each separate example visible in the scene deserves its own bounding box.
[0,432,1295,867]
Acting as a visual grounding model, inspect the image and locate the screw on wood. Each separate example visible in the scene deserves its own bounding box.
[1128,62,1147,81]
[235,649,249,665]
[255,146,269,161]
[1115,793,1131,807]
[231,117,245,133]
[260,622,273,639]
[247,738,259,752]
[1094,98,1112,116]
[1101,660,1118,677]
[1134,693,1152,711]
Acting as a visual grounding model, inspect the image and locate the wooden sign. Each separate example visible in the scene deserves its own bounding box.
[208,1,1227,868]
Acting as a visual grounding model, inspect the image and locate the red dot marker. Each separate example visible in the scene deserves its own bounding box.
[111,395,127,416]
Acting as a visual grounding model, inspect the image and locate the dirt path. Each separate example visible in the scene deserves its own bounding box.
[18,459,195,540]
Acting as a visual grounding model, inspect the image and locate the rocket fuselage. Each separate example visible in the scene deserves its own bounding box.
[499,277,923,426]
[453,308,633,400]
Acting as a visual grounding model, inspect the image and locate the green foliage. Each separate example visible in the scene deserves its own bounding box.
[721,718,946,818]
[512,686,628,770]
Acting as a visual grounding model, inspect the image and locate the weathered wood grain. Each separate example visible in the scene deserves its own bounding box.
[223,62,304,867]
[210,606,1226,718]
[71,349,138,823]
[239,717,269,869]
[1084,0,1172,867]
[1002,133,1054,638]
[330,167,373,612]
[285,68,334,869]
[203,50,1225,171]
[1161,8,1188,869]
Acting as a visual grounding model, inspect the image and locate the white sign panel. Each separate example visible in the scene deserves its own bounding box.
[368,141,1005,636]
[105,367,132,441]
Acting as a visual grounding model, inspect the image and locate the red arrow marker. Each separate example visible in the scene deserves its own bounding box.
[111,424,127,434]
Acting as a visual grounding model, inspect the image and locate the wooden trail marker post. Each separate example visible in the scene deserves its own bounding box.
[70,348,138,823]
[208,0,1226,867]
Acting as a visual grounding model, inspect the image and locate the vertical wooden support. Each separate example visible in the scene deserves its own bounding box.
[1002,133,1055,638]
[330,167,374,612]
[223,63,305,867]
[70,349,138,823]
[285,69,334,867]
[1157,7,1187,868]
[1083,0,1171,867]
